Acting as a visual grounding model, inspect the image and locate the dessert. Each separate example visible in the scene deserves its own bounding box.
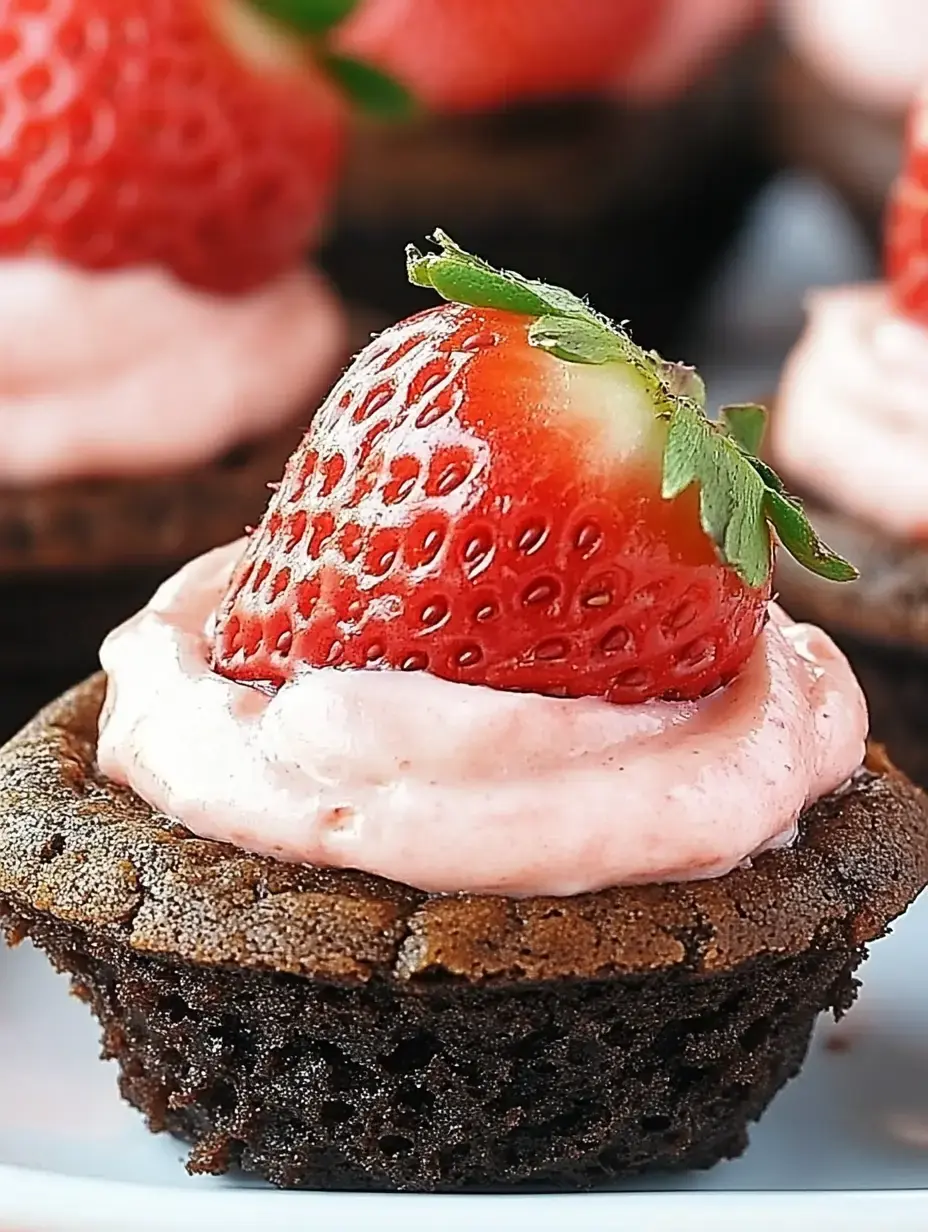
[771,88,928,787]
[770,0,928,241]
[0,0,381,737]
[2,236,926,1193]
[323,0,769,356]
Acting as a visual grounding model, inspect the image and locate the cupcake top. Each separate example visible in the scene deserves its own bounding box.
[0,0,400,484]
[773,87,928,540]
[773,284,928,539]
[99,543,863,896]
[778,0,928,113]
[99,235,863,897]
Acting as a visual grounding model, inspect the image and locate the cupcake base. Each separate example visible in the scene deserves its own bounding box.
[4,902,856,1191]
[2,678,927,1191]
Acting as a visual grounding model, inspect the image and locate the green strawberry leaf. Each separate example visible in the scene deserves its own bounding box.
[662,399,772,588]
[251,0,360,35]
[407,231,859,590]
[720,404,857,582]
[528,316,626,365]
[324,55,416,119]
[408,229,596,321]
[764,490,858,582]
[720,403,768,456]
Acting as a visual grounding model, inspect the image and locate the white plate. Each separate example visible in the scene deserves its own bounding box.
[3,897,928,1232]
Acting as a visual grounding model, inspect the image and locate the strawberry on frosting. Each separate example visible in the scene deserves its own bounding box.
[336,0,761,113]
[775,88,928,540]
[100,236,864,895]
[212,233,854,706]
[0,0,407,483]
[888,86,928,322]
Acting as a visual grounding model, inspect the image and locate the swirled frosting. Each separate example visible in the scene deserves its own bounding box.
[779,0,928,113]
[774,284,928,539]
[97,540,867,897]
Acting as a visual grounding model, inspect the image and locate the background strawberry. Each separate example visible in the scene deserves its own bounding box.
[212,235,854,705]
[615,0,764,103]
[0,0,349,293]
[887,88,928,322]
[334,0,663,112]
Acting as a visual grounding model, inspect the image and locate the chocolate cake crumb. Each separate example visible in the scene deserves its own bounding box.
[3,902,863,1191]
[0,678,926,1191]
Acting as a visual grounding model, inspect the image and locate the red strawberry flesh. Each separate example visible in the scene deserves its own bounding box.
[335,0,662,112]
[888,92,928,323]
[212,303,771,705]
[0,0,344,293]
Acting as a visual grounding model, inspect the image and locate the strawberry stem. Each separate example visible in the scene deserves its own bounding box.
[250,0,360,35]
[323,54,417,119]
[248,0,416,117]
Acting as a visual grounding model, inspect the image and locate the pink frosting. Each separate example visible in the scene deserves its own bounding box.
[779,0,928,113]
[774,284,928,539]
[97,540,867,898]
[0,259,347,484]
[618,0,761,102]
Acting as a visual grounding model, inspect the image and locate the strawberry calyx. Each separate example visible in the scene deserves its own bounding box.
[408,231,858,590]
[248,0,415,117]
[251,0,360,35]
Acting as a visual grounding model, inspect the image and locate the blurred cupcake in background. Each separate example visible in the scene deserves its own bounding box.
[0,0,385,738]
[770,0,928,242]
[323,0,771,356]
[769,86,928,786]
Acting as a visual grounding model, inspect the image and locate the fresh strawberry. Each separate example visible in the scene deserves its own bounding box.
[0,0,348,293]
[212,233,855,705]
[334,0,663,112]
[888,89,928,322]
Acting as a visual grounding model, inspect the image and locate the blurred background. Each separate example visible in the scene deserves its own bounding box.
[318,0,917,407]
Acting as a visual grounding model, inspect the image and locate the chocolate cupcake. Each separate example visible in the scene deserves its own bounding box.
[1,679,926,1191]
[323,0,772,356]
[769,107,928,786]
[0,1,357,739]
[2,238,925,1191]
[768,0,928,245]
